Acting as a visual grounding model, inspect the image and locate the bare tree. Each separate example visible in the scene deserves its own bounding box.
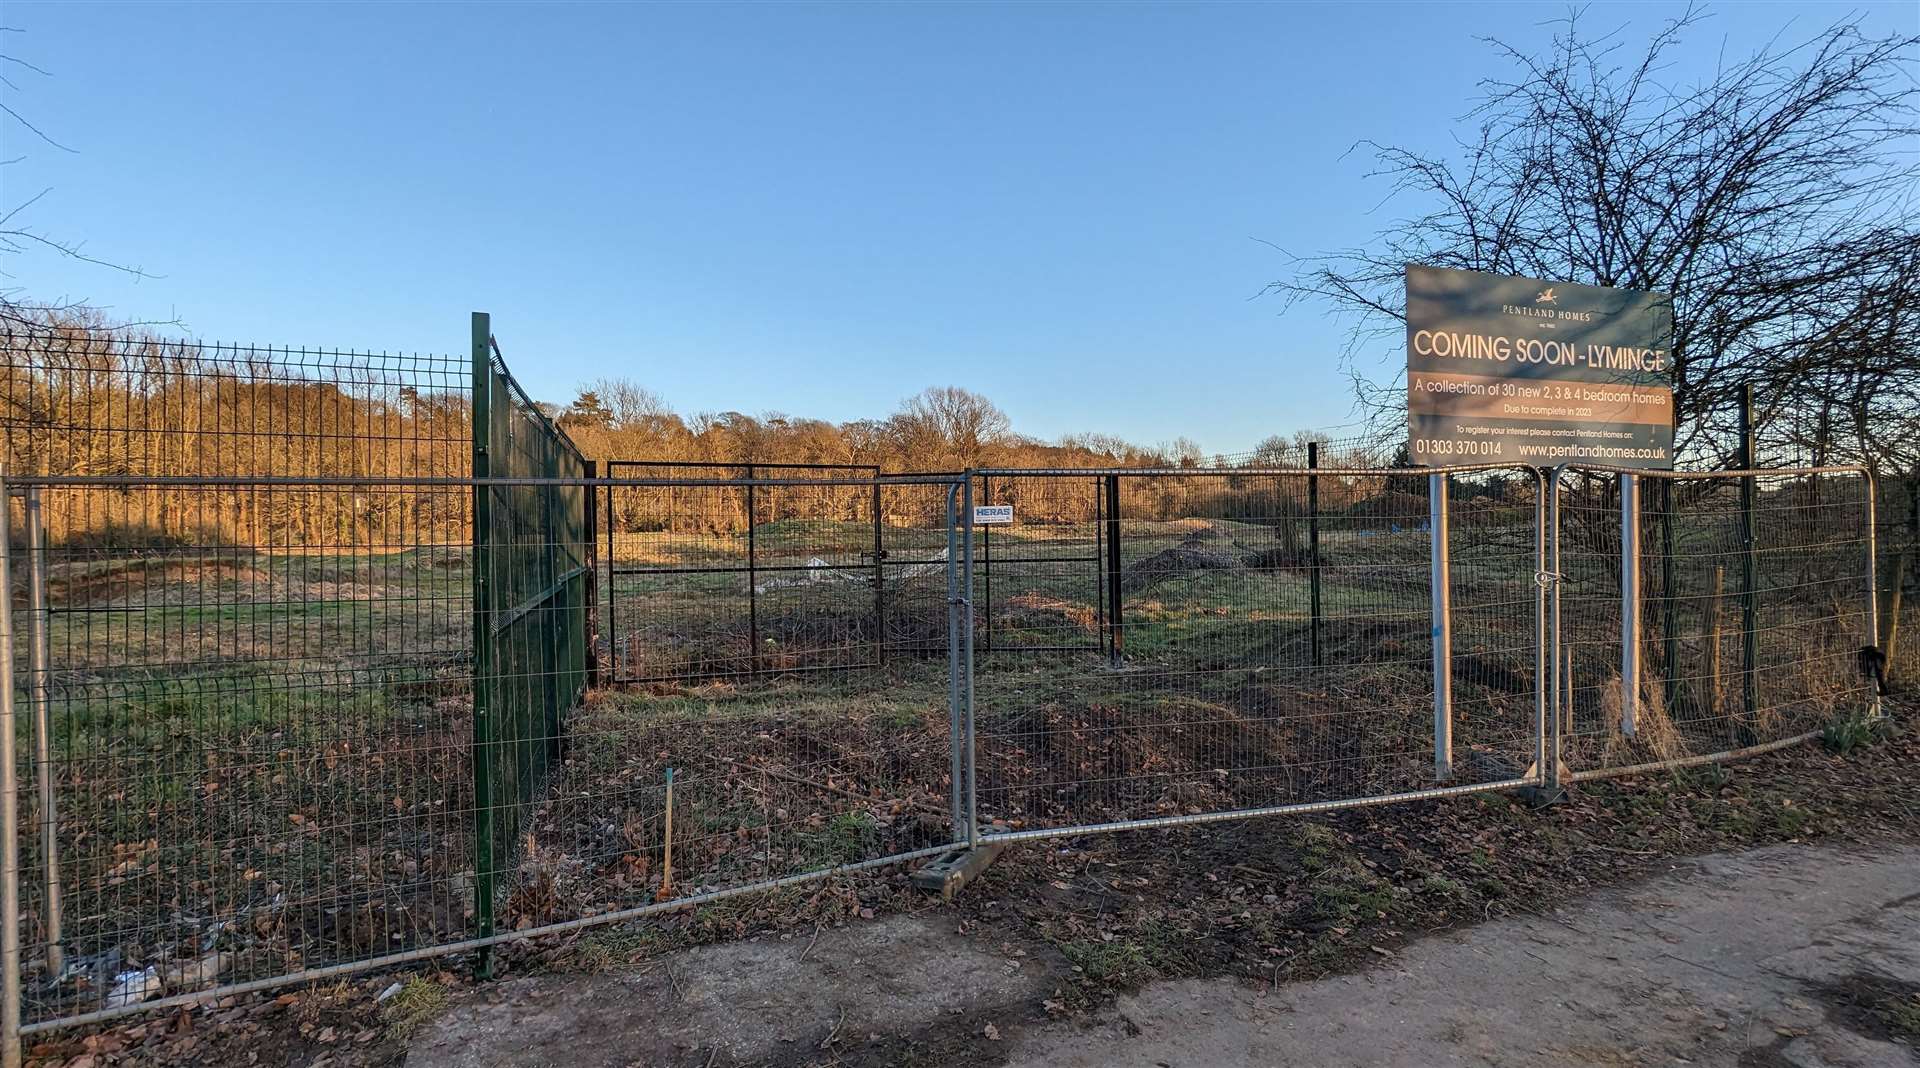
[1267,7,1920,466]
[1,26,150,296]
[892,386,1012,469]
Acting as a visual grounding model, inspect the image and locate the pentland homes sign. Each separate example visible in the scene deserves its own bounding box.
[1406,264,1674,469]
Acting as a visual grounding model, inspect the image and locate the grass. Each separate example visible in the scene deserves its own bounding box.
[378,975,449,1039]
[795,812,882,868]
[1058,920,1193,985]
[20,545,482,1021]
[1823,707,1900,754]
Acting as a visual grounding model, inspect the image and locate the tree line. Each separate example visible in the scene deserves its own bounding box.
[2,304,1404,545]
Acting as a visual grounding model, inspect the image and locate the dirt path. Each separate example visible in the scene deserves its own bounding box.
[407,841,1919,1068]
[1002,842,1920,1068]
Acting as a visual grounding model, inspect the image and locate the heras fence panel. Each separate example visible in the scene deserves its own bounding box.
[0,322,477,1034]
[519,474,969,933]
[1549,466,1879,782]
[965,464,1546,843]
[6,476,478,1033]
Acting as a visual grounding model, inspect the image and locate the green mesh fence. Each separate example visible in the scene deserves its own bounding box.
[470,313,592,950]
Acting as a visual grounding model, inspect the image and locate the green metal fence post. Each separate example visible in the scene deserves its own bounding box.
[542,436,561,764]
[872,478,885,668]
[1308,442,1323,668]
[981,476,993,653]
[469,312,497,978]
[584,459,602,688]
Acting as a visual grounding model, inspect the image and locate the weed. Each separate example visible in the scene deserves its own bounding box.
[1672,763,1732,791]
[1822,709,1896,754]
[1061,938,1150,983]
[379,975,447,1039]
[796,812,881,868]
[1058,920,1191,985]
[561,924,678,973]
[1289,822,1340,871]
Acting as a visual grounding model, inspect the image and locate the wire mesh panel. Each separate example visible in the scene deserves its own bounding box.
[0,321,470,482]
[976,474,1105,653]
[8,479,477,1030]
[602,463,881,682]
[509,476,965,930]
[968,465,1543,841]
[1551,467,1877,780]
[473,334,593,949]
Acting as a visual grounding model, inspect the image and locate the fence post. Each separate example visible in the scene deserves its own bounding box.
[1092,476,1105,641]
[1865,472,1882,720]
[944,483,964,837]
[469,312,497,978]
[584,460,602,688]
[961,476,979,847]
[1429,472,1452,781]
[1739,383,1759,719]
[981,476,993,653]
[1533,469,1550,788]
[541,444,561,763]
[745,463,759,674]
[23,489,60,976]
[872,479,885,667]
[1104,474,1123,667]
[1547,466,1568,787]
[1620,473,1640,737]
[1308,442,1323,668]
[0,471,24,1068]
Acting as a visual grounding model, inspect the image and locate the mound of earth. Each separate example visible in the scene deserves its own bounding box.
[1121,535,1244,592]
[995,593,1097,633]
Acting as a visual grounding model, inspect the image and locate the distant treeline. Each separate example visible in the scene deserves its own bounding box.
[2,308,1409,545]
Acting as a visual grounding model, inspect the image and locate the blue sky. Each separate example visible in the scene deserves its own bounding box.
[6,1,1912,453]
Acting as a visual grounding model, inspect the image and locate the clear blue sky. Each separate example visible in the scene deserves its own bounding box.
[6,1,1911,453]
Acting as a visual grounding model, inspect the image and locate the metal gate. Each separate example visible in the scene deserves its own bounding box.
[602,462,884,682]
[976,473,1107,654]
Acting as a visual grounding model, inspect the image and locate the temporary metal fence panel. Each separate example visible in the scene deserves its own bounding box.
[0,321,479,1038]
[1548,465,1879,782]
[965,464,1547,843]
[1,315,1895,1052]
[4,475,480,1035]
[534,472,970,945]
